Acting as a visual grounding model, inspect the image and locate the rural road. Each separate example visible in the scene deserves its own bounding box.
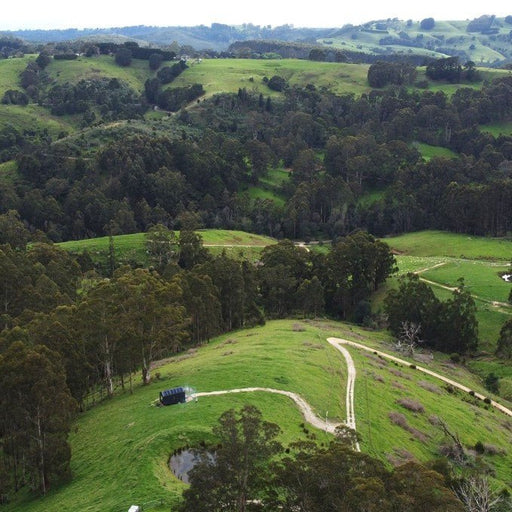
[328,337,512,419]
[190,337,512,453]
[190,339,360,450]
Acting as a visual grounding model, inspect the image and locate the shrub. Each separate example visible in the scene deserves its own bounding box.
[450,353,461,363]
[115,48,132,67]
[418,381,441,394]
[397,398,425,413]
[267,75,287,92]
[474,440,485,453]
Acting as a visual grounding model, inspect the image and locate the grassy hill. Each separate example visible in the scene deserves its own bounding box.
[381,231,512,343]
[0,53,509,144]
[320,16,512,64]
[171,58,372,98]
[6,319,512,512]
[57,229,277,267]
[45,54,158,92]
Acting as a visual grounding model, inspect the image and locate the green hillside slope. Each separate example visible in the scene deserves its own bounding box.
[6,319,511,512]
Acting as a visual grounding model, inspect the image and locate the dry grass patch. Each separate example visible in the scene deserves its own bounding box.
[418,380,441,394]
[397,398,425,413]
[389,411,428,442]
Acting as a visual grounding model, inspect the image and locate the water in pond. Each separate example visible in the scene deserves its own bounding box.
[169,449,215,483]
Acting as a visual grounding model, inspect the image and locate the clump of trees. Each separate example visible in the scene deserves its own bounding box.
[367,61,417,87]
[420,17,435,30]
[384,273,478,354]
[426,56,480,83]
[180,405,465,511]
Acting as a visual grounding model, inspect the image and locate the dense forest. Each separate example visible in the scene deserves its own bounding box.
[2,54,512,242]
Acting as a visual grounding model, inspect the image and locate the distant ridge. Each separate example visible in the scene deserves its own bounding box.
[2,14,512,64]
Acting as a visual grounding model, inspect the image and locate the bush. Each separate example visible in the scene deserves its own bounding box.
[267,75,287,92]
[474,440,485,453]
[450,353,461,363]
[149,53,164,70]
[485,372,500,394]
[2,89,28,106]
[397,398,425,413]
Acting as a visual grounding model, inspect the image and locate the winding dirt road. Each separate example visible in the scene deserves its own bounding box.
[328,337,512,419]
[190,337,512,453]
[193,387,339,434]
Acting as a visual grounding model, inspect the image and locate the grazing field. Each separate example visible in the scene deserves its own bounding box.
[7,319,512,512]
[57,229,277,267]
[421,259,511,304]
[0,56,33,95]
[385,230,512,260]
[481,120,512,137]
[413,142,458,161]
[241,167,289,206]
[171,58,372,98]
[0,103,76,133]
[46,55,157,92]
[380,230,512,386]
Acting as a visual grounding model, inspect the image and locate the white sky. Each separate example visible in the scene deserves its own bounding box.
[1,1,511,31]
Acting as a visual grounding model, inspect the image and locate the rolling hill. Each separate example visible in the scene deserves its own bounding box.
[4,319,511,511]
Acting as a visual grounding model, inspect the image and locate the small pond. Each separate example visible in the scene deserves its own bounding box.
[169,449,215,483]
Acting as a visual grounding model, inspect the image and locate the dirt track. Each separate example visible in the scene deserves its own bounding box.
[190,337,512,452]
[328,337,512,418]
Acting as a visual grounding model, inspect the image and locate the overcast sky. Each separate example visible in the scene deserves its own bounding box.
[1,1,511,31]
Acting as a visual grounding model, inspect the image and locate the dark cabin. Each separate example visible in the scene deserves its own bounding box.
[160,387,186,406]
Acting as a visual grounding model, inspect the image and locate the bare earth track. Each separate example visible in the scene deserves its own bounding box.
[190,336,512,453]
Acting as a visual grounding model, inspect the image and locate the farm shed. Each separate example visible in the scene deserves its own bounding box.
[160,387,186,405]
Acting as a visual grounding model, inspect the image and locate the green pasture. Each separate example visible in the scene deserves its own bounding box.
[421,259,511,304]
[5,320,348,512]
[7,318,512,512]
[385,230,512,260]
[0,56,32,95]
[481,120,512,137]
[57,229,277,267]
[171,59,372,98]
[380,233,512,350]
[46,55,157,93]
[358,189,386,206]
[351,343,512,480]
[244,167,290,206]
[0,103,76,134]
[413,142,458,161]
